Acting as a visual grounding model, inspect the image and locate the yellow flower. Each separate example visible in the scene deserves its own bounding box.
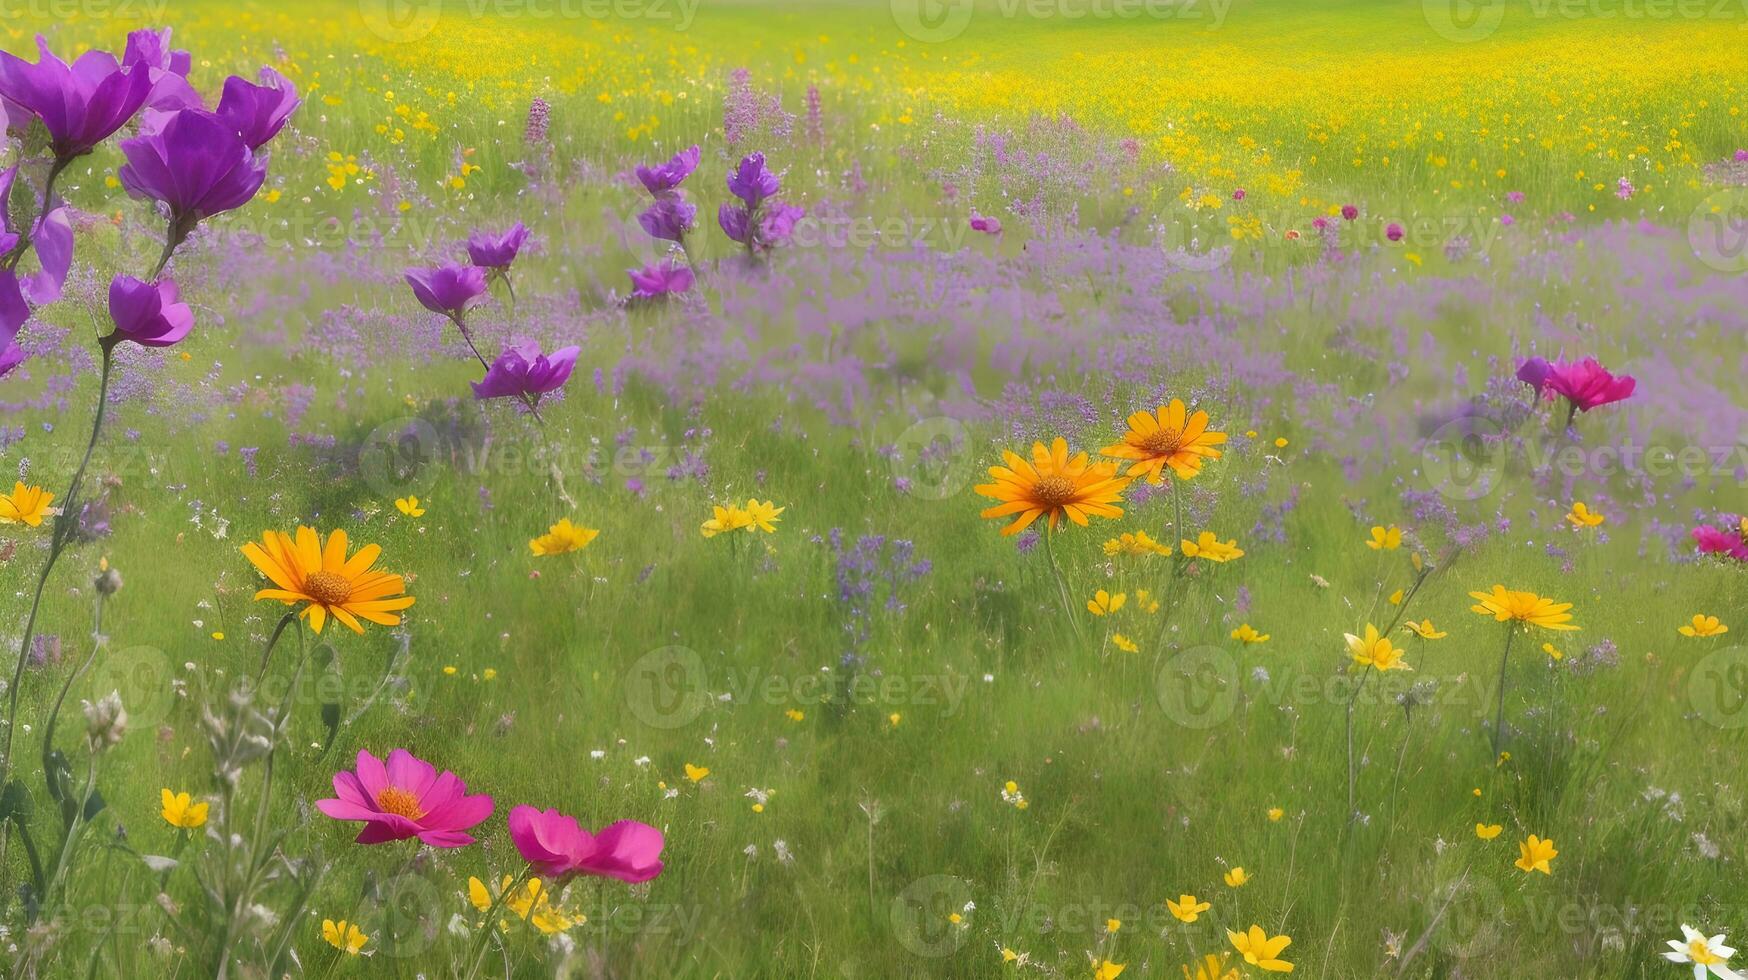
[1267,807,1284,822]
[1223,867,1249,887]
[785,708,805,721]
[468,876,576,934]
[888,712,901,727]
[0,483,55,526]
[1366,525,1402,550]
[744,499,785,533]
[1228,924,1293,972]
[1469,585,1579,631]
[1103,530,1172,557]
[240,528,415,634]
[1678,614,1728,638]
[1180,532,1244,562]
[1346,624,1411,672]
[1566,501,1604,527]
[1541,642,1563,660]
[976,438,1131,535]
[1087,590,1127,616]
[394,495,426,517]
[1230,624,1270,644]
[1106,918,1121,933]
[701,504,753,537]
[684,763,710,783]
[322,919,368,955]
[1182,953,1240,980]
[1388,589,1404,606]
[1093,960,1126,980]
[1111,634,1139,653]
[1515,835,1557,874]
[1132,590,1162,614]
[1475,823,1502,840]
[160,789,208,829]
[1404,619,1446,639]
[948,912,963,925]
[1167,894,1211,923]
[1273,437,1288,448]
[529,518,599,556]
[1099,399,1227,483]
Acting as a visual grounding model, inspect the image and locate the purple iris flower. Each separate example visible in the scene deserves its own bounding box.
[122,28,201,112]
[1515,356,1553,394]
[465,222,530,270]
[627,261,694,300]
[405,262,488,318]
[0,35,152,160]
[119,109,267,241]
[471,342,580,401]
[216,67,300,150]
[726,152,780,208]
[0,166,72,305]
[719,201,805,251]
[106,275,193,348]
[637,198,696,243]
[718,204,752,246]
[636,145,700,197]
[0,340,24,379]
[761,202,804,245]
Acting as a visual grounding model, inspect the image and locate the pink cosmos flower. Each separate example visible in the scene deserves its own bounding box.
[1232,188,1246,201]
[1340,204,1359,221]
[1542,357,1635,413]
[507,805,665,883]
[316,749,493,847]
[969,213,1002,235]
[1693,523,1748,562]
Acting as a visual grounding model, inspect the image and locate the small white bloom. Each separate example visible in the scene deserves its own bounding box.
[1664,924,1743,980]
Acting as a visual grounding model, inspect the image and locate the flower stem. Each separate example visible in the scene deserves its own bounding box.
[462,865,536,980]
[1041,527,1083,643]
[0,156,70,273]
[1344,664,1374,820]
[1489,626,1517,758]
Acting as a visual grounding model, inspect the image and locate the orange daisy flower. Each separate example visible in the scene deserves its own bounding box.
[975,438,1130,536]
[1100,400,1227,483]
[241,527,415,634]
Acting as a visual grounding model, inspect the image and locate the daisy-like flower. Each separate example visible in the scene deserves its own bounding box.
[1404,619,1447,639]
[701,503,753,538]
[160,788,208,829]
[975,438,1130,536]
[468,875,577,935]
[1093,960,1126,980]
[394,495,426,517]
[1180,531,1244,562]
[322,919,368,955]
[1231,624,1269,644]
[1664,925,1743,980]
[1514,834,1557,874]
[1566,502,1604,528]
[1468,585,1579,631]
[1223,867,1249,887]
[1679,615,1728,638]
[1228,925,1294,972]
[1346,624,1410,672]
[744,499,785,532]
[1167,894,1211,923]
[0,482,55,526]
[1182,953,1240,980]
[1103,530,1172,557]
[1366,525,1402,550]
[240,527,415,634]
[683,763,710,782]
[315,748,493,847]
[1087,590,1127,616]
[1100,400,1227,483]
[1475,823,1502,840]
[1111,634,1139,653]
[529,518,599,556]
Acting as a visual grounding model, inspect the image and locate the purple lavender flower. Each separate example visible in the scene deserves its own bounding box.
[471,341,580,402]
[524,97,549,146]
[718,203,752,246]
[0,35,152,160]
[122,28,200,112]
[405,263,488,318]
[628,261,694,300]
[635,145,700,197]
[726,152,780,208]
[215,66,299,149]
[106,275,193,348]
[466,222,530,270]
[119,108,267,241]
[637,198,696,242]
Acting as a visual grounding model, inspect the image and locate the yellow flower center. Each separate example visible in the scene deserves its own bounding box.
[303,570,353,606]
[375,786,425,820]
[1138,427,1186,455]
[1031,475,1078,507]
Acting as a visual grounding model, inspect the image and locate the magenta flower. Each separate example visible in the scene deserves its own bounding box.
[0,35,151,160]
[106,275,192,348]
[1385,222,1404,242]
[405,262,488,318]
[119,109,267,241]
[471,341,579,401]
[215,67,300,150]
[969,213,1002,235]
[1232,188,1246,201]
[1736,149,1748,163]
[637,199,696,243]
[1505,190,1526,204]
[1543,357,1635,413]
[1515,356,1554,394]
[466,222,530,270]
[726,152,780,208]
[121,28,200,112]
[1340,204,1359,221]
[628,260,694,300]
[316,749,493,847]
[1693,523,1748,562]
[636,144,700,197]
[507,805,665,883]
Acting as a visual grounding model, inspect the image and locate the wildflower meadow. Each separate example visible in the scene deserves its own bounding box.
[0,0,1744,976]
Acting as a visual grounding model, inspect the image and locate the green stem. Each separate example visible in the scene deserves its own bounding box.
[1041,527,1083,642]
[41,593,107,815]
[1344,664,1375,820]
[1489,627,1517,759]
[0,156,70,272]
[462,865,536,980]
